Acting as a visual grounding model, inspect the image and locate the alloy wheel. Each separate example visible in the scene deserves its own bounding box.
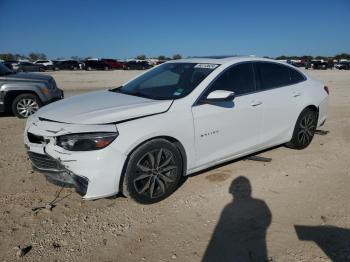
[297,113,316,146]
[16,98,39,118]
[133,148,178,199]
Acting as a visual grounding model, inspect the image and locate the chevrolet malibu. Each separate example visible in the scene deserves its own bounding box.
[24,56,329,204]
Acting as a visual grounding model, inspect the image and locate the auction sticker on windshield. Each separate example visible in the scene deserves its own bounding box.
[194,63,219,69]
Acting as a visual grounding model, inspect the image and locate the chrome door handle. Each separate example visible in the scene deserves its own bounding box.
[293,91,302,97]
[251,101,262,107]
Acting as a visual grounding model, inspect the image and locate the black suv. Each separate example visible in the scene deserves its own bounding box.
[84,60,111,70]
[54,60,80,70]
[124,61,152,70]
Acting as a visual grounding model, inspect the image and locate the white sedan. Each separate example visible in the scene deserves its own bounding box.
[24,56,329,204]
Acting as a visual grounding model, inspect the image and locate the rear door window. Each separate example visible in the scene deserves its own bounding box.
[255,62,291,90]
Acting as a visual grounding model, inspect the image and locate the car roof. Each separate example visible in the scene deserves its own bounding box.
[168,56,280,65]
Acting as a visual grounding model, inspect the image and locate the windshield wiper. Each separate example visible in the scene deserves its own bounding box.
[108,86,122,92]
[109,87,148,98]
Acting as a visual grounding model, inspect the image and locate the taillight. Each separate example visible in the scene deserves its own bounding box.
[324,85,329,95]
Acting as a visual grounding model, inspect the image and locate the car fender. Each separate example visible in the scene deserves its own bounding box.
[1,83,47,102]
[115,107,195,172]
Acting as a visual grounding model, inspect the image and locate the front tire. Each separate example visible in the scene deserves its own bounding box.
[122,139,183,204]
[286,108,317,149]
[11,93,42,118]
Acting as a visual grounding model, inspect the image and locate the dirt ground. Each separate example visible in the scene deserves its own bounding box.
[0,69,350,262]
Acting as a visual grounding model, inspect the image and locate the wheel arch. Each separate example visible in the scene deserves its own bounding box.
[288,104,320,141]
[4,90,41,113]
[303,104,319,120]
[118,135,188,194]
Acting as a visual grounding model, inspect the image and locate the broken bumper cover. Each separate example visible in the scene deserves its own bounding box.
[24,116,127,200]
[28,151,89,196]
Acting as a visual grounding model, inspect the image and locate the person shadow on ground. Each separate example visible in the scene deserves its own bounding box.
[202,176,272,262]
[295,225,350,262]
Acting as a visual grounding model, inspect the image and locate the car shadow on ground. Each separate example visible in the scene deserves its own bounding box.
[295,225,350,262]
[187,144,281,179]
[0,112,12,117]
[202,176,272,262]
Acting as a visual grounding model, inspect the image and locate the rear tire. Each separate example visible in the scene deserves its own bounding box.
[11,93,42,118]
[286,108,317,149]
[122,139,183,204]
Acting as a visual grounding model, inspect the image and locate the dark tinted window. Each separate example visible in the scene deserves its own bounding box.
[290,68,305,84]
[256,62,291,90]
[204,63,255,96]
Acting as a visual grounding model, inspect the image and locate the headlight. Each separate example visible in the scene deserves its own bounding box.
[56,132,118,151]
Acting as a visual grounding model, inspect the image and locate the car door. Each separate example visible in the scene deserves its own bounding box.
[254,62,305,146]
[192,62,264,168]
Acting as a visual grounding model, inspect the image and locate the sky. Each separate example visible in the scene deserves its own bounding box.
[0,0,349,59]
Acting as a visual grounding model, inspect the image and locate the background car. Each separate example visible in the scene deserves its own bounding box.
[0,62,63,118]
[100,59,124,69]
[305,60,330,70]
[1,61,14,70]
[124,60,152,70]
[335,61,350,70]
[84,60,112,70]
[34,60,54,70]
[5,60,20,71]
[16,61,45,72]
[54,60,80,70]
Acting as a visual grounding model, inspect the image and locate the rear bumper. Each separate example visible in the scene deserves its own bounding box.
[317,96,329,127]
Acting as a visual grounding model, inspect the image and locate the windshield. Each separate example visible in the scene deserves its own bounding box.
[113,62,219,100]
[0,63,14,76]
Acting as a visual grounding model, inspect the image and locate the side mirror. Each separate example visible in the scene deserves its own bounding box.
[204,90,235,102]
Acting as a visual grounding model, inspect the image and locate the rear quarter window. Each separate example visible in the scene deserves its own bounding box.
[289,68,306,84]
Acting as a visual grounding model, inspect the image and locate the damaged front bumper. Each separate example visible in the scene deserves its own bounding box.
[24,115,127,200]
[27,151,89,196]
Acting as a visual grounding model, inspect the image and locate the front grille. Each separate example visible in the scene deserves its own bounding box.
[28,152,63,171]
[27,132,45,144]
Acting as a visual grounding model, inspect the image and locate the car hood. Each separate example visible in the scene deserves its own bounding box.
[36,90,173,124]
[4,72,52,82]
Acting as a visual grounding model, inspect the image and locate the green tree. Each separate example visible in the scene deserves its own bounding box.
[157,55,166,61]
[136,54,146,60]
[275,55,287,60]
[315,56,327,60]
[28,52,46,61]
[300,55,313,61]
[334,53,350,60]
[0,53,16,61]
[172,54,182,60]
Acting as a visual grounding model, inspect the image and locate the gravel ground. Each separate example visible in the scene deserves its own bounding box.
[0,69,350,261]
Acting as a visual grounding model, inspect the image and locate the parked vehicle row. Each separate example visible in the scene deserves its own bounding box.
[1,59,155,72]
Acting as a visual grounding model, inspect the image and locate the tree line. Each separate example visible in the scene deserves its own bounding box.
[1,52,349,62]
